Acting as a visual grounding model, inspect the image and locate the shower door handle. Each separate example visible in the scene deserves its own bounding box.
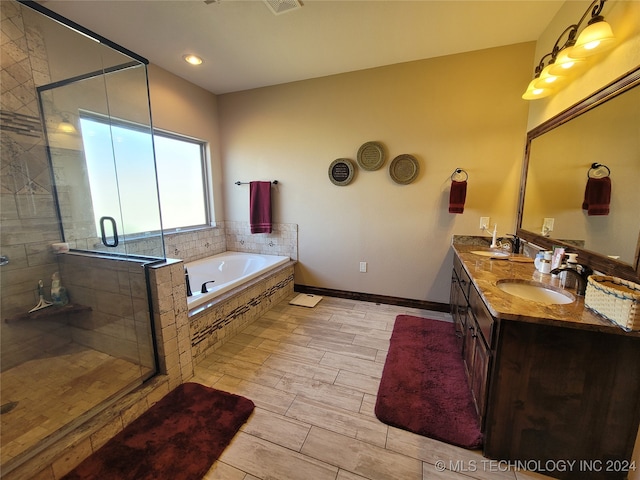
[99,216,119,247]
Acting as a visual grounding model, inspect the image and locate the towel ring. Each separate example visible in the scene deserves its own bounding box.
[587,163,610,179]
[450,168,468,182]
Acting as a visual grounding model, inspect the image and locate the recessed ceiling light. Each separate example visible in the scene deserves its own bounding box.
[183,54,203,66]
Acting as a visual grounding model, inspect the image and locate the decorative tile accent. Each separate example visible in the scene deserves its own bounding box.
[0,111,42,138]
[190,265,295,365]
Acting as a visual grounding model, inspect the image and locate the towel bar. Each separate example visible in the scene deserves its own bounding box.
[235,180,279,185]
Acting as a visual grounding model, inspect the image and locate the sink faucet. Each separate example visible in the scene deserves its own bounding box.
[550,264,594,296]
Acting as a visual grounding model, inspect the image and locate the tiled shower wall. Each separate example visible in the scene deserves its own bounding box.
[1,0,61,319]
[58,253,156,369]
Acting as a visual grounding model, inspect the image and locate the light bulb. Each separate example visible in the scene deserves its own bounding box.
[569,20,615,58]
[183,54,203,65]
[533,64,568,89]
[548,47,586,75]
[522,79,553,100]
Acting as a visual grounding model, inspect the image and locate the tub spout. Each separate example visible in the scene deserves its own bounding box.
[184,267,192,297]
[201,281,215,294]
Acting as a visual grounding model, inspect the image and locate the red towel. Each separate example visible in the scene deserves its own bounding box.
[449,180,467,214]
[582,176,611,216]
[250,181,272,233]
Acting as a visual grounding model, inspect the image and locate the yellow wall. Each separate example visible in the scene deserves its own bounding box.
[527,0,640,129]
[526,2,640,473]
[217,43,534,302]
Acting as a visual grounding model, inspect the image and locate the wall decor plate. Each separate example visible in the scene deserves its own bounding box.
[389,154,419,185]
[357,141,385,171]
[329,158,355,186]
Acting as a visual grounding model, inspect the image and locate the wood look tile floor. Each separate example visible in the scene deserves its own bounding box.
[194,295,555,480]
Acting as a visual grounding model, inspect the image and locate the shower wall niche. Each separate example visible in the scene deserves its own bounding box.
[0,1,166,475]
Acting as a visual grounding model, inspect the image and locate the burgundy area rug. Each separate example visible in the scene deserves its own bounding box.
[375,315,483,449]
[62,382,255,480]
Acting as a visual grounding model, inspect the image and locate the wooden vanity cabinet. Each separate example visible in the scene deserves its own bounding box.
[450,256,469,351]
[450,252,640,480]
[450,256,493,423]
[484,320,640,480]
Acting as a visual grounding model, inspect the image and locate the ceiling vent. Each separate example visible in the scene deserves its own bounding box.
[263,0,302,16]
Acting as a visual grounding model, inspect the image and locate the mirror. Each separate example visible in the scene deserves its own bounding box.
[517,66,640,281]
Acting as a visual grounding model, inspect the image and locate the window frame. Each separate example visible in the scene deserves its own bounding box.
[79,111,213,238]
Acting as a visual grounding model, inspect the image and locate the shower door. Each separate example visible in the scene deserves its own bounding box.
[39,63,165,258]
[0,2,164,474]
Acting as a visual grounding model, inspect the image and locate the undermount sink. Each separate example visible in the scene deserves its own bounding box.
[470,250,510,258]
[497,279,575,305]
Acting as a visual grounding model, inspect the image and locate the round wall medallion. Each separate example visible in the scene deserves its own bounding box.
[389,154,419,185]
[357,141,385,171]
[329,158,355,186]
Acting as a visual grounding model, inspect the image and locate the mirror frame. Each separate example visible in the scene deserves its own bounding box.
[516,65,640,282]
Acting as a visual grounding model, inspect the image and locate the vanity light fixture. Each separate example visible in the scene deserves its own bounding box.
[522,0,615,100]
[57,113,77,134]
[183,54,203,66]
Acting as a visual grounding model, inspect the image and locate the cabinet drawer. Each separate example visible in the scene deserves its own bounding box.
[453,256,471,300]
[469,285,494,347]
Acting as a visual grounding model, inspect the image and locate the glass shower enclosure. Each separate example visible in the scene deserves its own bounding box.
[1,1,163,474]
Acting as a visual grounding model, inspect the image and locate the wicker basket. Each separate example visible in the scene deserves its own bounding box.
[585,275,640,331]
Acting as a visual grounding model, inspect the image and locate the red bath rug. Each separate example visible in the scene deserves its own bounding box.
[375,315,483,449]
[62,382,255,480]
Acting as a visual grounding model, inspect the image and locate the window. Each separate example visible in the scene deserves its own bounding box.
[153,132,209,230]
[80,114,209,237]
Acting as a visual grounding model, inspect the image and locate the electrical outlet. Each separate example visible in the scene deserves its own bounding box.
[359,262,367,273]
[480,217,490,230]
[543,218,555,232]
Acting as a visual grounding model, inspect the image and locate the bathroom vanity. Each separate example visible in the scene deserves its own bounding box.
[450,244,640,480]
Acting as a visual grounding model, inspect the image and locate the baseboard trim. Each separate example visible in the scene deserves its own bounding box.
[293,284,450,313]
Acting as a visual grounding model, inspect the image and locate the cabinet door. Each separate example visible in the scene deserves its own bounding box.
[450,270,466,352]
[471,334,491,421]
[463,317,476,380]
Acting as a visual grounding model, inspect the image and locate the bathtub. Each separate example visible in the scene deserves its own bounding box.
[185,252,290,313]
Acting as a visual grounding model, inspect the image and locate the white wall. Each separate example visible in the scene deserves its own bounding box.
[217,43,535,304]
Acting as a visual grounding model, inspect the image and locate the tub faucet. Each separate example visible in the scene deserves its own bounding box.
[550,264,593,296]
[201,281,215,294]
[184,267,192,297]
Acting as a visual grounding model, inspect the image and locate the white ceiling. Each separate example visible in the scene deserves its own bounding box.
[40,0,564,95]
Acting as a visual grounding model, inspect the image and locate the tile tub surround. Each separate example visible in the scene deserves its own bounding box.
[189,261,295,366]
[161,221,298,264]
[225,221,298,261]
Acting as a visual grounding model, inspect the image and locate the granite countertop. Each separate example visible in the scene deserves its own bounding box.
[452,243,639,337]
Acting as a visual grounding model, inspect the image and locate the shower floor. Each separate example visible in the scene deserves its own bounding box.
[0,342,152,470]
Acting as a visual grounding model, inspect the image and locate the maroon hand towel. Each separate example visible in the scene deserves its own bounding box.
[582,176,611,216]
[250,181,272,233]
[449,180,467,214]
